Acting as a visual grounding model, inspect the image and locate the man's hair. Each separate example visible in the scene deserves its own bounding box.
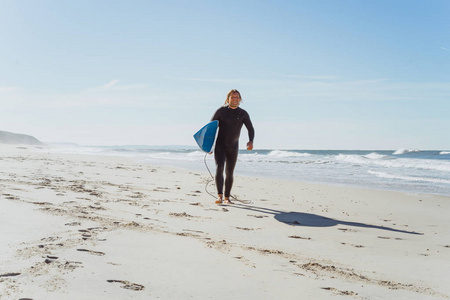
[224,89,242,106]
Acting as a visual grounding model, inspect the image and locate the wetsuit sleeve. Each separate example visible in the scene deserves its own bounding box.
[244,113,255,142]
[211,108,221,121]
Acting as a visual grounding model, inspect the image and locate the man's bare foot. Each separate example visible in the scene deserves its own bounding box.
[215,196,223,204]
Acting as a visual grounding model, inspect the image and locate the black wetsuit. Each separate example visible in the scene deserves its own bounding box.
[211,106,255,198]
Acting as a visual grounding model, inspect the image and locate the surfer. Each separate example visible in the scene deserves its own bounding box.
[211,89,254,204]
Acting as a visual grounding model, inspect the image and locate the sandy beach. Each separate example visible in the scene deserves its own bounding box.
[0,145,449,299]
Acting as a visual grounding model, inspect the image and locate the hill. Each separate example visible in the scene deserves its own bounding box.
[0,130,45,145]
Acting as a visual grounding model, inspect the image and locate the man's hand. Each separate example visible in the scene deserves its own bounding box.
[247,141,253,150]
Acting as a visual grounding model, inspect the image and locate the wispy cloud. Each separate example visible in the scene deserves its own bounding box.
[102,79,120,90]
[0,86,20,93]
[169,77,240,84]
[441,47,450,51]
[243,77,450,103]
[171,74,341,83]
[90,79,148,92]
[275,74,340,80]
[170,74,449,103]
[0,80,152,109]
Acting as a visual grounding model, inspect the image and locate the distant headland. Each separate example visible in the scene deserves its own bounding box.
[0,130,45,145]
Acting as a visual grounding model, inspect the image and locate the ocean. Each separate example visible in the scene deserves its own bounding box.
[46,146,450,197]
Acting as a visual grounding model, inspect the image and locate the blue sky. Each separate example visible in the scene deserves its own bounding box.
[1,0,449,149]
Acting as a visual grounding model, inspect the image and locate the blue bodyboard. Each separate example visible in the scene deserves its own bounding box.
[193,120,219,153]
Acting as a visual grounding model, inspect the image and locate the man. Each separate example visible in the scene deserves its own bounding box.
[211,89,255,204]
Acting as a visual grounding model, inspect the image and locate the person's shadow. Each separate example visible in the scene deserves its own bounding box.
[232,203,423,235]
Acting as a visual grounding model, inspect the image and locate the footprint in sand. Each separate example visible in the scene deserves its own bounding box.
[341,242,364,248]
[76,249,105,256]
[169,212,194,218]
[378,236,404,240]
[337,228,357,232]
[288,235,311,240]
[0,272,21,277]
[107,280,145,291]
[65,222,81,226]
[236,227,259,231]
[248,214,268,219]
[322,287,358,297]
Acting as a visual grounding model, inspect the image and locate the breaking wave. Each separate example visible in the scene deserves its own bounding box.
[393,148,421,155]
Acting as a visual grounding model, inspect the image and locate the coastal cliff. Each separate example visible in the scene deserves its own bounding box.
[0,130,45,145]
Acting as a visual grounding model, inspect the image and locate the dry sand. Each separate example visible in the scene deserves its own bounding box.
[1,145,449,299]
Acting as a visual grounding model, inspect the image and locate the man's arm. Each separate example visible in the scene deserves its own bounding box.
[211,108,221,122]
[244,113,255,150]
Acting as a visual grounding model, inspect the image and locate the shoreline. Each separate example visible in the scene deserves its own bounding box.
[1,145,449,299]
[42,144,450,197]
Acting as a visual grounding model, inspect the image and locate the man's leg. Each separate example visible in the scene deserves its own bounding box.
[224,146,239,202]
[214,146,226,203]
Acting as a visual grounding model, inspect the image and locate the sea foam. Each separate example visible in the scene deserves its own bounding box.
[336,153,450,172]
[393,148,421,155]
[268,150,312,157]
[364,152,389,160]
[368,170,450,184]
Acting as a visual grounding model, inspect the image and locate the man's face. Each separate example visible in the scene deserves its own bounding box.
[228,93,241,108]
